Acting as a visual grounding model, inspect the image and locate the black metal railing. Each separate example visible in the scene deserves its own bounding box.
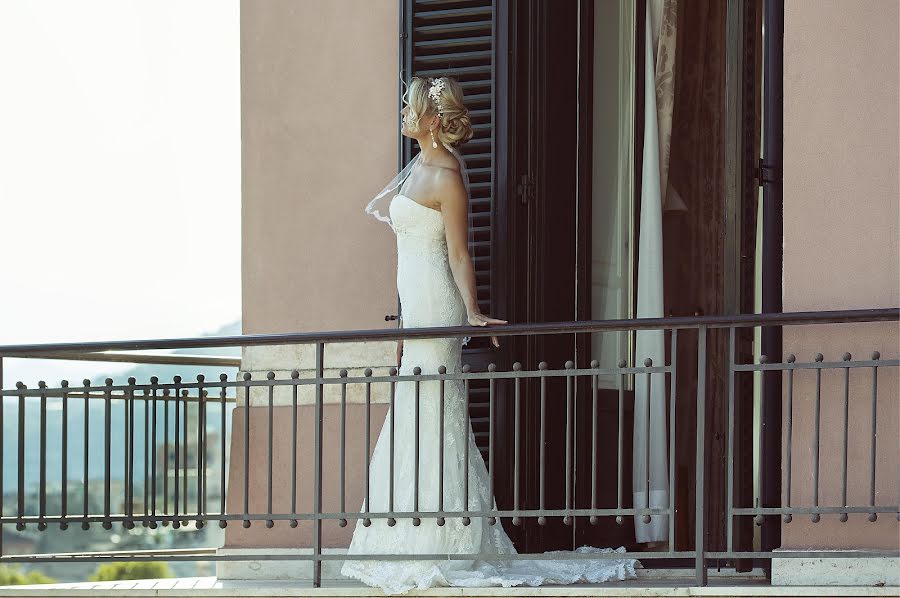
[0,308,897,588]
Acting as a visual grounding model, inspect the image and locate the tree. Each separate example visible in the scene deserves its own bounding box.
[89,561,172,582]
[0,564,56,585]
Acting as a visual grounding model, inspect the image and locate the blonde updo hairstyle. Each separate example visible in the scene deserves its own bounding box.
[402,76,474,147]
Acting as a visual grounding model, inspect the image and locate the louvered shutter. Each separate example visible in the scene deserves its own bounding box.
[401,0,497,458]
[402,0,495,316]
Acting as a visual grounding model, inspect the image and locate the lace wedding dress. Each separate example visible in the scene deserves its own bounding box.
[339,192,641,594]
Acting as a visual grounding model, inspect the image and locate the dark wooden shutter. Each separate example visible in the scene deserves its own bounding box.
[401,0,498,457]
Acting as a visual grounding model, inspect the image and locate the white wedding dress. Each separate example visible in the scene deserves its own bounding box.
[339,192,641,594]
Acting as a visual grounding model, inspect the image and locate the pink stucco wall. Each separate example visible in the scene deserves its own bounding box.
[781,0,898,550]
[229,0,399,550]
[241,0,399,335]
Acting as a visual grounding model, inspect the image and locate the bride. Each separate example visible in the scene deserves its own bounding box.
[339,76,640,594]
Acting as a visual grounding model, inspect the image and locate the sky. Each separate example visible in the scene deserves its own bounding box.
[0,0,241,387]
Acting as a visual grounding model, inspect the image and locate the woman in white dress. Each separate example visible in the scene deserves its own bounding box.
[340,76,640,595]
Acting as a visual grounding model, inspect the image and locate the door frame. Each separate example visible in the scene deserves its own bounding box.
[498,0,777,565]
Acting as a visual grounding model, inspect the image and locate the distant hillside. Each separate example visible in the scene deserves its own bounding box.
[95,319,242,386]
[2,320,241,490]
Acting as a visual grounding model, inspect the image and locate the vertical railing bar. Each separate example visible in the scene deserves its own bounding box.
[668,329,678,545]
[388,367,394,524]
[488,364,496,525]
[119,381,127,524]
[62,380,70,526]
[292,369,300,521]
[163,387,170,520]
[695,325,708,586]
[438,367,446,524]
[181,387,188,519]
[127,378,135,524]
[726,327,735,551]
[413,368,421,525]
[617,359,624,516]
[312,342,325,587]
[219,375,227,523]
[266,372,274,527]
[119,380,127,524]
[756,351,765,522]
[784,358,794,516]
[564,361,573,525]
[83,380,91,528]
[242,372,250,528]
[364,369,372,528]
[463,365,471,523]
[336,368,345,528]
[869,352,879,517]
[539,362,547,524]
[513,363,521,525]
[202,389,209,521]
[143,388,149,524]
[120,384,131,529]
[151,379,159,524]
[197,378,206,522]
[179,389,186,520]
[813,354,822,517]
[173,378,181,527]
[16,383,25,528]
[103,379,111,528]
[643,360,651,525]
[590,360,598,522]
[39,381,47,528]
[840,353,850,520]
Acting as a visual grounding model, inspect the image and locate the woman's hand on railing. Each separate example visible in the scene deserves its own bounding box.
[467,310,508,348]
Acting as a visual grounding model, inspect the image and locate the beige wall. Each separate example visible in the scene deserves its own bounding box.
[241,0,399,335]
[229,0,399,550]
[782,0,899,549]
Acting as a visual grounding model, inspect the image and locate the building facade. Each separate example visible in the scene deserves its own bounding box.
[223,0,898,587]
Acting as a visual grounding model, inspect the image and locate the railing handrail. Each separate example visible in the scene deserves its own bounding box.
[0,308,896,357]
[0,351,241,367]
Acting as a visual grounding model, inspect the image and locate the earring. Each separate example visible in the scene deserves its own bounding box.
[430,128,437,149]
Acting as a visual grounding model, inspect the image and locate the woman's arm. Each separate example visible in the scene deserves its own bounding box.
[440,171,480,314]
[439,171,507,347]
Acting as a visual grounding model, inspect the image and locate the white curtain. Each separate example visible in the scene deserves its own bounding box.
[633,0,677,545]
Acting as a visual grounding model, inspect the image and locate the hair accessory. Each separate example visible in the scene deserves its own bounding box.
[428,77,446,118]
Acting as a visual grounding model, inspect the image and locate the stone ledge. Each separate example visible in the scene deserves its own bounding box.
[0,576,897,597]
[238,342,399,406]
[216,548,349,581]
[771,551,899,587]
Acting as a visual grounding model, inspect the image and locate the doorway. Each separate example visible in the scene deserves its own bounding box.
[496,0,763,562]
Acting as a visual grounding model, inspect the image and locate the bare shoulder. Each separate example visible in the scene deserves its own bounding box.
[434,164,466,207]
[432,161,462,185]
[417,152,465,208]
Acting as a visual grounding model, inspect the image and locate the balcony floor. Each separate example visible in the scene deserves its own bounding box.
[0,574,896,597]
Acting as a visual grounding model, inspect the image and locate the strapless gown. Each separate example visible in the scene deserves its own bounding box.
[339,193,641,594]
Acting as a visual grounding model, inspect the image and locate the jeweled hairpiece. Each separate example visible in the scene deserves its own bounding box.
[428,77,446,118]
